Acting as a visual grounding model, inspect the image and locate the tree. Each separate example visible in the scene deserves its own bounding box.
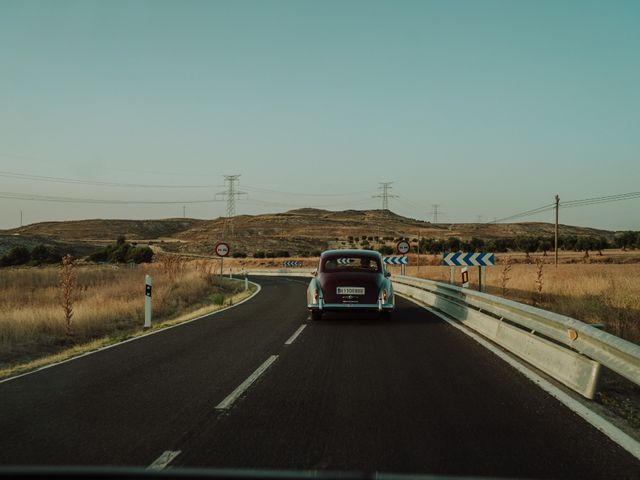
[593,236,609,255]
[539,239,552,256]
[445,237,461,252]
[1,246,31,266]
[560,235,578,251]
[575,236,595,257]
[469,237,485,252]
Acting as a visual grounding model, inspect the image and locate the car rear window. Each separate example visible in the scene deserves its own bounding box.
[322,256,381,273]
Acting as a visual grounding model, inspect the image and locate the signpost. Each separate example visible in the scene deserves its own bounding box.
[215,241,230,276]
[396,240,410,275]
[442,252,495,291]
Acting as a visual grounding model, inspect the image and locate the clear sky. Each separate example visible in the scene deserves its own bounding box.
[1,0,638,230]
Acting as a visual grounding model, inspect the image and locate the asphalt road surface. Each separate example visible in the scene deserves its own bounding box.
[1,276,639,479]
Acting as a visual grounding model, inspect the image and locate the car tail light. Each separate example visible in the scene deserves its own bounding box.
[313,288,319,302]
[382,289,388,302]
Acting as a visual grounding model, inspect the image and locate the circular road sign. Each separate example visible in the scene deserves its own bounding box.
[396,240,410,255]
[215,242,230,257]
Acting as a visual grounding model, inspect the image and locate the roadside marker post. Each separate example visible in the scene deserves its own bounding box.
[144,275,152,329]
[245,277,249,291]
[461,267,469,288]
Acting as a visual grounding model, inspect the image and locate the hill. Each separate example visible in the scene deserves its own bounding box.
[0,209,616,257]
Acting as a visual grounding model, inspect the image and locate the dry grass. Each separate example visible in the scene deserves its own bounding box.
[404,260,640,344]
[0,261,247,369]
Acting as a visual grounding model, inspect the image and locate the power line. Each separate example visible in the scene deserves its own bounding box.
[490,191,640,223]
[243,185,375,197]
[372,182,398,210]
[0,170,213,188]
[561,191,640,208]
[489,203,556,223]
[0,191,216,204]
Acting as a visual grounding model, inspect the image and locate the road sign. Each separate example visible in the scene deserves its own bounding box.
[337,258,353,265]
[283,260,301,267]
[442,252,495,266]
[396,240,410,255]
[383,256,408,265]
[215,242,230,257]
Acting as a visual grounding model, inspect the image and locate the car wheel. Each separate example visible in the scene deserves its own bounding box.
[311,310,323,321]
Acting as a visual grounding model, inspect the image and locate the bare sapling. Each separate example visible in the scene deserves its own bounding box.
[534,257,544,306]
[59,254,76,342]
[500,256,512,297]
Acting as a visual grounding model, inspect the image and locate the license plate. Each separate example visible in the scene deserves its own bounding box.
[337,287,365,295]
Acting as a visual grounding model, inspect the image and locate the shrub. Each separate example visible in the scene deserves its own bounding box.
[212,293,225,305]
[127,246,154,263]
[253,251,266,258]
[232,252,247,258]
[88,240,153,264]
[1,246,31,266]
[29,245,61,265]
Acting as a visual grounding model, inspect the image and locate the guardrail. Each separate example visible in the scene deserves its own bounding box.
[242,270,640,399]
[392,275,640,399]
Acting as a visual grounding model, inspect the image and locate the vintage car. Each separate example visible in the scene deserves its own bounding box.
[307,249,395,321]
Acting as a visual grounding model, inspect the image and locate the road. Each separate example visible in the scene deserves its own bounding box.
[0,276,638,479]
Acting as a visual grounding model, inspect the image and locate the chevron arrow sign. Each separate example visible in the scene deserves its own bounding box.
[336,258,353,265]
[442,252,495,266]
[283,260,301,267]
[383,256,408,265]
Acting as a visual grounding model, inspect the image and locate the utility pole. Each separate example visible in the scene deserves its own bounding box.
[372,182,398,211]
[555,194,560,268]
[417,230,421,276]
[476,215,483,223]
[182,206,186,218]
[215,175,247,240]
[20,210,22,227]
[431,204,440,223]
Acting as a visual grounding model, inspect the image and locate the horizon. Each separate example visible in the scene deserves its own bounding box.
[1,0,639,230]
[2,207,625,234]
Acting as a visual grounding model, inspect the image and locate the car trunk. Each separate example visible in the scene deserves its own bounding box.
[320,272,382,304]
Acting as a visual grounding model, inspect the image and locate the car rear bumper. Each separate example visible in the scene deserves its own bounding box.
[307,302,394,311]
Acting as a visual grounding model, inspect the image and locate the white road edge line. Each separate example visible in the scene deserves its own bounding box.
[215,355,279,410]
[285,324,307,345]
[0,281,262,385]
[147,450,181,470]
[396,293,640,461]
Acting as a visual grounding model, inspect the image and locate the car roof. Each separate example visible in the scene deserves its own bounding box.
[320,249,382,259]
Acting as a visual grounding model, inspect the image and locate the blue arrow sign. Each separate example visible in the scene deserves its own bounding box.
[283,260,301,267]
[383,256,408,265]
[442,252,495,266]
